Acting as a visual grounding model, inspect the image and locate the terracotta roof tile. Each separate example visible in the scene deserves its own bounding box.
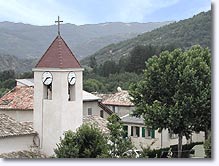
[0,113,35,138]
[0,86,33,110]
[35,35,81,68]
[83,115,109,134]
[0,85,102,110]
[96,90,134,106]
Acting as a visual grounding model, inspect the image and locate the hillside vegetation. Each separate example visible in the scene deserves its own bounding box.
[0,21,171,60]
[81,10,211,66]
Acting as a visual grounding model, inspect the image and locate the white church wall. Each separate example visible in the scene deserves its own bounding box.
[0,135,34,154]
[0,110,33,122]
[33,68,83,156]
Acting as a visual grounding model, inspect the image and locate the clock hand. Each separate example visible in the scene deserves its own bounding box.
[44,77,50,84]
[70,77,75,83]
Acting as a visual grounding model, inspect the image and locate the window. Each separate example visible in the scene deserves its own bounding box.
[169,131,178,139]
[43,84,52,100]
[142,127,145,137]
[112,106,116,113]
[143,128,155,139]
[100,110,104,118]
[88,108,92,115]
[147,128,155,138]
[131,126,140,137]
[123,125,128,138]
[68,83,75,101]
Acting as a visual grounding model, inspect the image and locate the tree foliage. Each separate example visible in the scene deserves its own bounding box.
[129,45,211,157]
[107,114,133,158]
[54,124,108,158]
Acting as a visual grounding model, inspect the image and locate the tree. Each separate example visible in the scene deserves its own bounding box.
[107,113,133,158]
[83,78,104,92]
[126,45,156,74]
[129,45,211,158]
[89,56,97,69]
[54,124,108,158]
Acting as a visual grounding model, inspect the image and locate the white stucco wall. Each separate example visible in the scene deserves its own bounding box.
[125,124,205,150]
[0,135,35,154]
[0,110,33,122]
[83,101,110,119]
[33,68,83,156]
[83,101,100,116]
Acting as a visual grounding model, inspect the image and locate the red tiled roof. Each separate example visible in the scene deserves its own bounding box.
[96,90,134,106]
[0,113,35,137]
[35,35,81,68]
[0,86,33,110]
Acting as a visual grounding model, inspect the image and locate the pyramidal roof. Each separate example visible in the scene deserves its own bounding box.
[35,35,81,68]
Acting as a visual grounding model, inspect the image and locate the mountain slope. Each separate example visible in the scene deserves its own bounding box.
[81,10,211,66]
[0,54,37,73]
[0,21,171,60]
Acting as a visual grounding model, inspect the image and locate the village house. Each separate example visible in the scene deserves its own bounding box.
[97,89,205,150]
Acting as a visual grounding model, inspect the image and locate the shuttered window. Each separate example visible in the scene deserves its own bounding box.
[131,126,133,136]
[123,125,128,138]
[142,127,145,137]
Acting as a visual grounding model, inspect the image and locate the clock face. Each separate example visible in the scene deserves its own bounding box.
[42,72,53,85]
[68,72,76,85]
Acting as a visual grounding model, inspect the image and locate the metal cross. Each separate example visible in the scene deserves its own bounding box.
[55,16,63,35]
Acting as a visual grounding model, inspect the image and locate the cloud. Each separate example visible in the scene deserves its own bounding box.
[115,0,179,22]
[0,0,89,25]
[0,0,209,25]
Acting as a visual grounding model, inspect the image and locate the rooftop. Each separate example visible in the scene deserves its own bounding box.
[83,115,109,134]
[97,90,134,106]
[35,35,81,69]
[0,86,33,110]
[121,114,144,125]
[0,86,102,110]
[0,113,35,138]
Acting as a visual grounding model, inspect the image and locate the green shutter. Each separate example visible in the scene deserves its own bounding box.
[142,127,145,137]
[131,126,133,136]
[151,129,155,138]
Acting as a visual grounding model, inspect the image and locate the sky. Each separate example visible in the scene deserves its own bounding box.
[0,0,211,25]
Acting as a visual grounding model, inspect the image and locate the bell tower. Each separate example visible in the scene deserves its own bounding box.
[33,17,83,155]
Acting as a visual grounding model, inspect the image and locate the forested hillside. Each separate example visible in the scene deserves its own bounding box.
[81,10,211,66]
[0,21,171,60]
[0,54,37,73]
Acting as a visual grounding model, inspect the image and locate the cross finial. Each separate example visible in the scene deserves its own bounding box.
[55,16,63,35]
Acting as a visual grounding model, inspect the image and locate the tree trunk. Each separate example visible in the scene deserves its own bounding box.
[178,133,183,158]
[205,128,209,140]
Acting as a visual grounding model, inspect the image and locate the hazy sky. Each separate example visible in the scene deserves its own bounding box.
[0,0,211,25]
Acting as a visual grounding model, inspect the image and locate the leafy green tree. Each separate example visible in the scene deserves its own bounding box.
[0,70,15,82]
[126,45,156,73]
[54,124,108,158]
[83,78,104,92]
[89,56,97,69]
[129,45,211,158]
[107,113,133,158]
[100,60,118,77]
